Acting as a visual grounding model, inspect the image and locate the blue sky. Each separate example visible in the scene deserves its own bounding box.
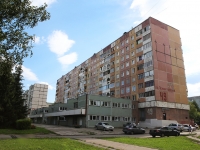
[23,0,200,103]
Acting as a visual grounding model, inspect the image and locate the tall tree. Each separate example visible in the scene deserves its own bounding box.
[0,0,50,128]
[0,0,50,64]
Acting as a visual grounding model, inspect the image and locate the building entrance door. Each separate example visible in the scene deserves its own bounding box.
[163,113,166,120]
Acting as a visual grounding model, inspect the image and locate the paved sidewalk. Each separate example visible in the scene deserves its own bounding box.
[77,137,157,150]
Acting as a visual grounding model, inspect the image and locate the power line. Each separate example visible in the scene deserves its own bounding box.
[142,0,161,18]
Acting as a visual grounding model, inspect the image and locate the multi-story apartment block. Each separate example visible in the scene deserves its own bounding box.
[55,17,189,126]
[26,83,49,110]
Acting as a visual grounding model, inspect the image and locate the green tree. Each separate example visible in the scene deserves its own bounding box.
[0,0,50,64]
[189,102,198,120]
[0,0,50,128]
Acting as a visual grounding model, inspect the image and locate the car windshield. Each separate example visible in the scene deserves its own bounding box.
[103,123,109,125]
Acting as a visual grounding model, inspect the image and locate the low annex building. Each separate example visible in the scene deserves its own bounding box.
[29,94,133,127]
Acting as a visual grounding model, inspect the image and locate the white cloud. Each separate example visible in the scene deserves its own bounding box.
[34,36,46,44]
[31,0,56,6]
[34,36,40,44]
[187,82,200,97]
[48,30,75,56]
[22,66,38,81]
[58,52,78,68]
[39,82,54,90]
[129,0,200,76]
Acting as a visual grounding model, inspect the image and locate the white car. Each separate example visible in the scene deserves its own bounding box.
[95,122,114,131]
[182,124,196,131]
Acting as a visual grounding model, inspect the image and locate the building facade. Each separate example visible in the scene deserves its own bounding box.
[29,94,134,128]
[55,17,189,126]
[26,83,49,110]
[188,96,200,109]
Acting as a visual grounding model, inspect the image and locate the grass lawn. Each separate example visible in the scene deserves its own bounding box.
[0,127,54,134]
[0,138,104,150]
[103,136,200,150]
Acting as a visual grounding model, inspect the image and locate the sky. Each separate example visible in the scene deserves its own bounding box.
[23,0,200,103]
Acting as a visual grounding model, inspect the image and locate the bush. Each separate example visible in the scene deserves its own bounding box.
[16,118,31,130]
[30,124,36,129]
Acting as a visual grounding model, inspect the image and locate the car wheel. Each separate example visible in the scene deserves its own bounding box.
[176,133,179,136]
[124,132,127,134]
[142,131,145,134]
[131,131,134,135]
[152,135,155,138]
[95,126,98,130]
[103,127,106,131]
[161,133,165,137]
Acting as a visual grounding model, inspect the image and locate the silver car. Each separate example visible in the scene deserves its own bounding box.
[182,124,196,131]
[95,122,114,131]
[168,123,183,132]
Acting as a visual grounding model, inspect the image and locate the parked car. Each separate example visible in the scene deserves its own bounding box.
[95,122,114,131]
[123,125,145,134]
[123,122,136,127]
[149,126,180,137]
[182,124,196,132]
[168,123,183,132]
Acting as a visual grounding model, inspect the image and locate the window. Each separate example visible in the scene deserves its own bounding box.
[138,55,143,61]
[126,78,130,84]
[121,56,124,61]
[126,87,130,93]
[116,66,119,71]
[145,80,154,87]
[145,90,155,97]
[116,74,119,78]
[115,81,120,87]
[136,38,143,44]
[126,62,129,67]
[126,39,129,43]
[132,68,135,74]
[121,49,124,53]
[121,42,124,46]
[121,80,124,85]
[116,59,119,63]
[121,64,124,69]
[131,44,134,48]
[132,59,135,65]
[131,36,134,40]
[126,70,129,75]
[139,93,144,98]
[138,83,143,89]
[143,33,151,41]
[74,102,78,108]
[132,85,136,91]
[121,72,124,77]
[126,46,129,51]
[126,54,129,59]
[136,46,143,53]
[143,25,150,32]
[117,45,119,49]
[131,52,135,56]
[132,77,135,82]
[136,30,142,37]
[137,64,144,70]
[132,95,136,101]
[121,88,124,94]
[144,51,152,58]
[116,90,120,95]
[138,73,144,79]
[143,42,151,50]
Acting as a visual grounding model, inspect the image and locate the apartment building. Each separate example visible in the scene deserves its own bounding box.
[26,83,49,110]
[55,17,189,126]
